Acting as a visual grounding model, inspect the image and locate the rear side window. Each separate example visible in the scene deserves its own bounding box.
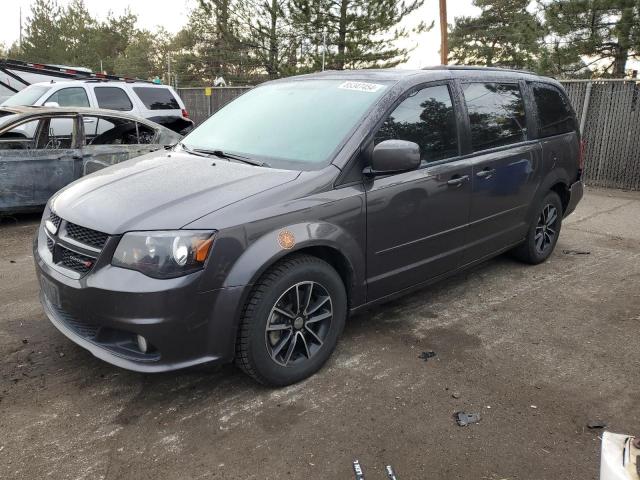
[374,84,458,162]
[94,87,133,111]
[46,87,90,107]
[532,83,576,137]
[463,82,527,151]
[132,87,180,110]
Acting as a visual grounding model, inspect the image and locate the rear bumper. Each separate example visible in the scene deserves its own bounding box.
[564,180,584,217]
[34,234,246,373]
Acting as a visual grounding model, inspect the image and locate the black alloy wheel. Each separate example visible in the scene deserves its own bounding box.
[512,190,563,264]
[265,281,333,367]
[236,254,347,386]
[535,204,559,254]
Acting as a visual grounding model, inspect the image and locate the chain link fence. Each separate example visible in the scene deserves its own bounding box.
[562,80,640,191]
[178,87,252,126]
[179,79,640,191]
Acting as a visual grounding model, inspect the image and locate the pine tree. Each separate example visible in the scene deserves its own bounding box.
[290,0,429,70]
[541,0,640,78]
[20,0,66,64]
[448,0,544,70]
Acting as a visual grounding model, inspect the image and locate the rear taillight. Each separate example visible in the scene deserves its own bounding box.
[181,108,189,118]
[578,139,586,170]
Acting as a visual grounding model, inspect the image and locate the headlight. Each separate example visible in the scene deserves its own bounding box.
[112,231,215,279]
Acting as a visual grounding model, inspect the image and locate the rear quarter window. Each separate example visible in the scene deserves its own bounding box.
[532,83,577,138]
[94,87,133,111]
[462,82,528,152]
[132,87,180,110]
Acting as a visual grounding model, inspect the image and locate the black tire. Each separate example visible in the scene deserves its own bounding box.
[512,191,563,264]
[235,254,347,386]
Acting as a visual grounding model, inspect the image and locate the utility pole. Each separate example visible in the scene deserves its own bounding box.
[439,0,448,65]
[19,7,23,51]
[167,52,172,87]
[322,30,327,71]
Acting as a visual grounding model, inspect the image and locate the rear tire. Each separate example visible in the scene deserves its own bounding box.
[235,254,347,386]
[512,191,563,264]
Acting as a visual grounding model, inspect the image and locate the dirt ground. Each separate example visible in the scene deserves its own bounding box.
[1,187,639,480]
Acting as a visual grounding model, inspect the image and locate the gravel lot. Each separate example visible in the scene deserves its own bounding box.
[1,187,639,480]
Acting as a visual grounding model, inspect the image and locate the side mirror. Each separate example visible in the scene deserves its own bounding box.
[364,140,421,176]
[44,102,60,108]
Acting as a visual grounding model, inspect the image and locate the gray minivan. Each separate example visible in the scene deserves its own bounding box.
[34,67,583,386]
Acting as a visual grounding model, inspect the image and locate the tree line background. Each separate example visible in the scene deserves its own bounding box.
[0,0,638,86]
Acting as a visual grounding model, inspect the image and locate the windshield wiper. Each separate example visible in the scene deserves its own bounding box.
[178,143,211,158]
[194,148,269,167]
[179,143,269,167]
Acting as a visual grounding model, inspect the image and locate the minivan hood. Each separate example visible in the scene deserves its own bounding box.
[51,151,300,234]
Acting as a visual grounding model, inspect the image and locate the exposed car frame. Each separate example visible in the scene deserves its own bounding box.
[1,106,181,213]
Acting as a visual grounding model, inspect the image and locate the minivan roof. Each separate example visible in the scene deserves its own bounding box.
[271,66,559,87]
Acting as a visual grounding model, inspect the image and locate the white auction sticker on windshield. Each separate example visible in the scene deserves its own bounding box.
[338,81,385,93]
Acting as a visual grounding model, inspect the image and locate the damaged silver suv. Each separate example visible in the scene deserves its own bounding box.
[34,67,583,386]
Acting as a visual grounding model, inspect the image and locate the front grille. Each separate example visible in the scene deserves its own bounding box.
[43,213,107,277]
[58,246,96,274]
[49,212,62,230]
[65,222,108,249]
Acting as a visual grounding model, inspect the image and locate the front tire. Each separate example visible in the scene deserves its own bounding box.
[512,191,563,264]
[235,254,347,386]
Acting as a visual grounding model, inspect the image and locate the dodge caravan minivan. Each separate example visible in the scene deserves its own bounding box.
[34,67,583,386]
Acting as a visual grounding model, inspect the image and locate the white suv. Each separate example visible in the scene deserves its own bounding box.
[1,80,194,134]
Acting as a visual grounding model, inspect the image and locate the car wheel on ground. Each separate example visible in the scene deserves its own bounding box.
[512,190,563,264]
[235,254,347,386]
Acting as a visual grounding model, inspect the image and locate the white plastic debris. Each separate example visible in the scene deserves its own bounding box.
[600,432,639,480]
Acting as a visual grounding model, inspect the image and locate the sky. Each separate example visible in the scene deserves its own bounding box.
[0,0,479,69]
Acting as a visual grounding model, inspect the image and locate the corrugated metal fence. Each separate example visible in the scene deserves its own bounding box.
[179,80,640,190]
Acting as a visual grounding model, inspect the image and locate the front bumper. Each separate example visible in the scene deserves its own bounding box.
[34,230,245,373]
[564,180,584,217]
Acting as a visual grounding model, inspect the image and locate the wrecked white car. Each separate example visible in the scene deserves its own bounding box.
[0,106,182,212]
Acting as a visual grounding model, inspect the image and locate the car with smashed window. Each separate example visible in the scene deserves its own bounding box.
[34,67,583,386]
[1,106,181,212]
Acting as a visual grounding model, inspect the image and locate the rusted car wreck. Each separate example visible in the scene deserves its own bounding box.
[0,106,181,212]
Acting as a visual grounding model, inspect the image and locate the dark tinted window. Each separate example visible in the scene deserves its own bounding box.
[532,83,576,137]
[94,87,133,111]
[133,87,180,110]
[463,83,527,151]
[374,84,458,162]
[46,87,90,107]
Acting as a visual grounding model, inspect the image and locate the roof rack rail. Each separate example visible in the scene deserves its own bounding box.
[422,65,537,75]
[0,58,153,85]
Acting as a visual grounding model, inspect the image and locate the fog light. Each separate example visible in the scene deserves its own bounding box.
[136,334,148,353]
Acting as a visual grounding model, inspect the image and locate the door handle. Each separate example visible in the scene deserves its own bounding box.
[476,168,496,179]
[447,175,469,187]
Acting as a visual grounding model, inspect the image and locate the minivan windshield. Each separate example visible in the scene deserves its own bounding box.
[1,85,51,106]
[181,79,390,169]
